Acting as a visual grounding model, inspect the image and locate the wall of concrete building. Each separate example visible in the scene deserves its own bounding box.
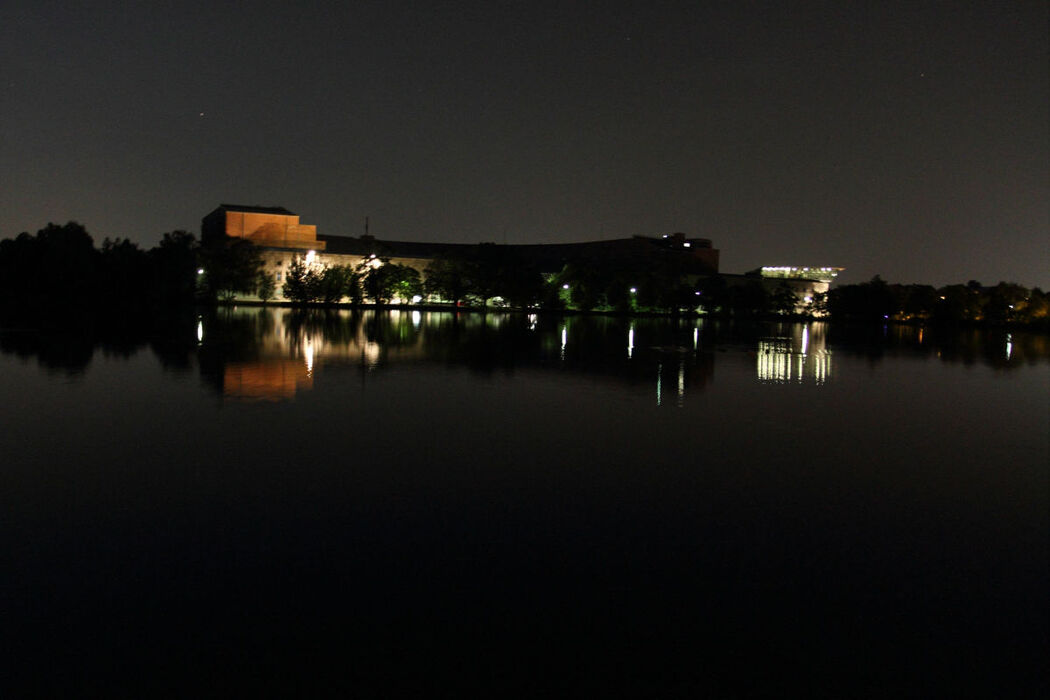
[255,248,432,302]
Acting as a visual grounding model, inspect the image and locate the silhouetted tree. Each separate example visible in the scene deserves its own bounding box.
[282,258,322,303]
[150,230,199,306]
[359,260,420,304]
[770,283,799,315]
[99,237,150,306]
[198,237,262,301]
[320,264,358,303]
[423,256,476,305]
[0,222,99,311]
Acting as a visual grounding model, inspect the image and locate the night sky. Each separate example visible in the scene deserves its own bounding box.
[2,1,1046,286]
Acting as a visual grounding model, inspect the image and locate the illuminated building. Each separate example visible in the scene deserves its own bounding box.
[201,205,842,312]
[202,204,720,301]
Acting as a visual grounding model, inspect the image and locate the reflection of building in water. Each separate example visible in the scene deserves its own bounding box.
[223,360,313,400]
[756,324,832,384]
[204,309,717,402]
[209,309,427,400]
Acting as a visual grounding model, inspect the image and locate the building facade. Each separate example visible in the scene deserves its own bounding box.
[203,204,721,302]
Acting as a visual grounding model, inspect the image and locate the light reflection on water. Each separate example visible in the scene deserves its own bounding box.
[200,309,836,402]
[188,309,1050,403]
[756,323,832,384]
[1,309,1047,696]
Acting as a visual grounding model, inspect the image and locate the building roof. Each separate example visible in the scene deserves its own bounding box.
[317,234,718,274]
[212,204,298,216]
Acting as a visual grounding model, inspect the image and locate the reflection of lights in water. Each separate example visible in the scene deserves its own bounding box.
[693,327,699,350]
[815,353,829,383]
[412,310,421,328]
[1006,333,1012,361]
[196,320,203,343]
[677,361,685,406]
[364,341,380,368]
[304,338,314,375]
[918,328,924,344]
[628,326,634,359]
[801,326,808,355]
[528,314,537,330]
[757,341,791,382]
[560,326,567,359]
[656,363,662,406]
[756,339,831,385]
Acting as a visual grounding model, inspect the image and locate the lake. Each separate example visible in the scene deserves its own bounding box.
[2,309,1047,696]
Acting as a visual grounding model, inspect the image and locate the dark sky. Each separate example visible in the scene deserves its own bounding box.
[2,0,1046,286]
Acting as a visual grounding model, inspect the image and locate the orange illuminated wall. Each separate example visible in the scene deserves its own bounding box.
[202,205,325,251]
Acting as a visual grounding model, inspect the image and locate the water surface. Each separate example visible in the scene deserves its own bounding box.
[2,310,1047,695]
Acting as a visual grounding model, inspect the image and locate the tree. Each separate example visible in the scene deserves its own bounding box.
[770,283,799,315]
[0,222,99,310]
[320,265,357,303]
[283,257,321,303]
[359,260,421,304]
[423,256,476,305]
[390,265,423,303]
[198,237,263,302]
[256,270,276,303]
[986,282,1028,322]
[694,275,728,314]
[150,230,198,306]
[99,237,150,306]
[725,280,769,316]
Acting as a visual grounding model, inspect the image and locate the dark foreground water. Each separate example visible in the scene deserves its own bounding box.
[2,309,1047,696]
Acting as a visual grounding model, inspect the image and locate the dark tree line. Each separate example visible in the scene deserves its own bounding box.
[4,222,1046,327]
[825,276,1049,325]
[0,221,269,317]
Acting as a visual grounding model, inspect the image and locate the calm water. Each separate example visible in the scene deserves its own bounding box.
[2,309,1047,696]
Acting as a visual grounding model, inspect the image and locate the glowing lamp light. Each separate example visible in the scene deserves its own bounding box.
[562,283,570,289]
[305,250,316,264]
[629,287,637,294]
[683,242,691,248]
[197,268,204,275]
